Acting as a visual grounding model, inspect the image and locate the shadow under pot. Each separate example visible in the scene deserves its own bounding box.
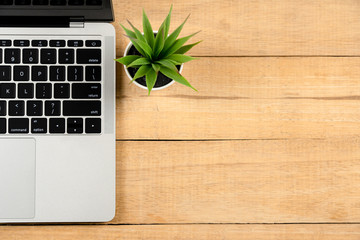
[124,43,183,91]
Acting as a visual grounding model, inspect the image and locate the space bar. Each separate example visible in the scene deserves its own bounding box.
[63,101,101,116]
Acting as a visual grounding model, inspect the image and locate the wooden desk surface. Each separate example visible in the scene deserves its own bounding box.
[2,0,360,239]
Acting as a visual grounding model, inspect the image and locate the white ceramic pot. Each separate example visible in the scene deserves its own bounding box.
[123,37,184,91]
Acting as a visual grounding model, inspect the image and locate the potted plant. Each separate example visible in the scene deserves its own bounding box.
[115,6,201,94]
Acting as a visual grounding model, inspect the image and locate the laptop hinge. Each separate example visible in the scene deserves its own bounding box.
[70,17,85,28]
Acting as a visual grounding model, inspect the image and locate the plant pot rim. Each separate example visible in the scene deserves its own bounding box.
[123,33,184,91]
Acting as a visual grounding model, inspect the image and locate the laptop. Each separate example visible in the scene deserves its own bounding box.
[0,0,116,223]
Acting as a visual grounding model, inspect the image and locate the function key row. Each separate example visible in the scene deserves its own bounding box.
[0,0,102,6]
[0,40,101,47]
[0,66,101,81]
[0,118,101,134]
[0,48,101,64]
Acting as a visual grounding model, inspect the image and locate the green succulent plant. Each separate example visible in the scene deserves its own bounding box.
[115,6,201,94]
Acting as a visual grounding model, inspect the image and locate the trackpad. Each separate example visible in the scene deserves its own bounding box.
[0,139,35,219]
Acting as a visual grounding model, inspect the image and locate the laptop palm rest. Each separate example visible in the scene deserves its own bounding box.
[0,139,35,219]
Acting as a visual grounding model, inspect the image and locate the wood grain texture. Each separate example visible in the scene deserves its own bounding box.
[1,225,360,240]
[3,1,360,239]
[116,57,360,139]
[112,0,360,57]
[112,139,360,224]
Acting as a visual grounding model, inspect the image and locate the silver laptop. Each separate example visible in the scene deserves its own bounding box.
[0,0,116,223]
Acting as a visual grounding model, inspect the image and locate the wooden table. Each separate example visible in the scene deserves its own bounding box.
[2,0,360,239]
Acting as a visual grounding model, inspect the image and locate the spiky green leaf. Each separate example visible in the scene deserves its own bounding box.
[153,26,165,57]
[161,31,200,58]
[127,57,151,68]
[166,54,196,63]
[162,14,190,52]
[143,9,155,47]
[115,55,141,66]
[145,68,157,95]
[152,63,160,72]
[127,20,146,43]
[175,41,202,54]
[120,24,136,39]
[124,36,147,57]
[167,59,182,66]
[158,5,172,38]
[131,38,153,59]
[130,64,152,83]
[160,66,197,91]
[156,59,179,72]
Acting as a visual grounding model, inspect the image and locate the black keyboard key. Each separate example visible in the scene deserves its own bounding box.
[0,118,5,133]
[54,83,70,98]
[0,66,11,81]
[32,40,48,47]
[36,83,52,99]
[5,49,20,64]
[86,40,101,47]
[0,40,11,46]
[18,83,34,99]
[0,101,6,116]
[33,0,49,5]
[23,49,39,64]
[0,83,15,98]
[50,66,65,81]
[85,118,101,133]
[15,0,30,4]
[27,101,43,116]
[31,118,47,133]
[77,49,101,64]
[86,0,101,5]
[0,0,13,5]
[85,66,101,81]
[45,101,61,116]
[14,40,30,47]
[68,66,83,81]
[41,49,56,64]
[67,118,83,133]
[49,118,65,133]
[68,0,84,5]
[13,66,29,81]
[9,118,29,133]
[9,101,24,116]
[72,83,101,99]
[50,40,66,47]
[0,49,2,64]
[68,40,83,47]
[59,49,74,64]
[32,66,47,81]
[63,101,101,116]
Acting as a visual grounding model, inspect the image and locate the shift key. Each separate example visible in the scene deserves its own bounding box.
[63,101,101,116]
[77,49,101,64]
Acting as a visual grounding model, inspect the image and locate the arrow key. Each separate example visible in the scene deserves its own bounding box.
[67,118,83,134]
[85,118,101,133]
[49,118,65,133]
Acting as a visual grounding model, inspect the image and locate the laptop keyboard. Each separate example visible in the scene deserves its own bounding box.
[0,37,103,134]
[0,0,102,6]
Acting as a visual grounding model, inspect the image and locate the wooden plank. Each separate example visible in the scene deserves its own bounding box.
[113,139,360,224]
[1,225,359,240]
[116,57,360,140]
[112,0,360,57]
